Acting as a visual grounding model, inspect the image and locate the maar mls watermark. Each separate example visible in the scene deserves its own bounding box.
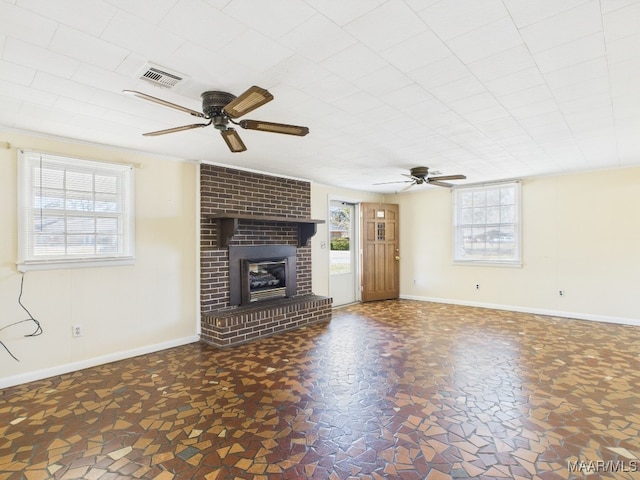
[568,459,639,474]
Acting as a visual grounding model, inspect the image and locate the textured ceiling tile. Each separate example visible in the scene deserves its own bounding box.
[101,0,179,24]
[430,76,486,104]
[531,32,605,73]
[602,0,640,41]
[0,78,58,107]
[608,58,640,97]
[449,92,502,115]
[379,84,438,110]
[550,75,610,103]
[263,54,331,89]
[497,84,553,110]
[485,67,545,97]
[16,0,116,36]
[0,93,23,126]
[321,43,387,82]
[357,65,413,97]
[542,57,608,91]
[158,0,244,51]
[0,58,36,85]
[31,71,96,102]
[345,0,427,51]
[605,33,640,64]
[217,30,293,73]
[102,10,184,60]
[518,1,602,54]
[302,73,359,103]
[409,56,470,90]
[280,14,357,63]
[3,38,80,79]
[446,16,522,64]
[601,0,639,13]
[467,44,535,83]
[303,0,387,26]
[0,2,57,47]
[380,30,452,73]
[50,25,129,71]
[503,0,591,28]
[222,0,316,38]
[462,104,511,125]
[419,0,508,40]
[333,90,385,115]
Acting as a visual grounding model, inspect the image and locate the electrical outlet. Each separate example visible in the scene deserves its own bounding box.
[413,279,416,285]
[559,290,564,297]
[72,325,82,337]
[475,284,480,290]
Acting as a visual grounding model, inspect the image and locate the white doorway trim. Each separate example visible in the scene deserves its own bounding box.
[328,195,362,305]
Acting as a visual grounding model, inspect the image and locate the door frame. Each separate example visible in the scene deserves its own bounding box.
[328,195,362,304]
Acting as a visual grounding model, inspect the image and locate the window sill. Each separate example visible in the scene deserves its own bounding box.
[17,257,135,272]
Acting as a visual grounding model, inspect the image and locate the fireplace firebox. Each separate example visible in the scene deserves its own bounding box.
[229,245,297,306]
[243,258,287,303]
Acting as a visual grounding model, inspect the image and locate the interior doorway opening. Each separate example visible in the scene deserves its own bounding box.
[329,200,359,306]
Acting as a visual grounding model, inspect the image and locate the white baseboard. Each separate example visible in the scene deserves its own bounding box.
[400,294,640,327]
[0,335,200,389]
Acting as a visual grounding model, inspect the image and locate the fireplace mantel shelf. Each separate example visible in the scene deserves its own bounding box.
[206,213,324,247]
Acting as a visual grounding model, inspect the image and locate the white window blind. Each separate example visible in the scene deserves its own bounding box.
[18,150,135,271]
[453,181,521,265]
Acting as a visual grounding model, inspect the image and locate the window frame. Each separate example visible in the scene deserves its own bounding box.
[452,181,521,267]
[17,149,135,272]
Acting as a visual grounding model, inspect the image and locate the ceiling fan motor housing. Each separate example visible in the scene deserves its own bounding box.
[410,166,429,178]
[201,91,236,120]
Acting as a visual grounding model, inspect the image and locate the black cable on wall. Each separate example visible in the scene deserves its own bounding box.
[0,274,43,361]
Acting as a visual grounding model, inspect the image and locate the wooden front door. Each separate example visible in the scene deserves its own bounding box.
[361,203,399,302]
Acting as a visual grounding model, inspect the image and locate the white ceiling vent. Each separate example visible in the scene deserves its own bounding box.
[139,64,184,88]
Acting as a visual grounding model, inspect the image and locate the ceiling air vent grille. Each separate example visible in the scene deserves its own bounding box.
[140,67,183,88]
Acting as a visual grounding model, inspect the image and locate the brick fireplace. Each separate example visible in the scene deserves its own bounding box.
[199,164,332,347]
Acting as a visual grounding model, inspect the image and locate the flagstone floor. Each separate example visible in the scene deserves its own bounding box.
[2,300,640,479]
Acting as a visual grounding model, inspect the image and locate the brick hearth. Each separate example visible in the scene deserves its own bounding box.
[201,295,332,347]
[200,164,331,347]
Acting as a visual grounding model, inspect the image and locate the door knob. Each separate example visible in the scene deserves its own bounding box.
[395,255,400,260]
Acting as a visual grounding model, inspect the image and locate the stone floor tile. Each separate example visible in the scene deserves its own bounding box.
[2,300,640,479]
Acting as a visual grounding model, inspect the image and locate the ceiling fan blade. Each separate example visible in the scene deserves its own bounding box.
[400,173,421,181]
[239,119,309,136]
[123,90,205,118]
[429,174,467,181]
[142,122,211,136]
[400,183,416,192]
[220,128,247,152]
[373,180,412,185]
[428,180,454,188]
[223,86,273,118]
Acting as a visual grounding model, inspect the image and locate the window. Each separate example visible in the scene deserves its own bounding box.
[329,201,353,275]
[18,150,135,271]
[453,181,520,265]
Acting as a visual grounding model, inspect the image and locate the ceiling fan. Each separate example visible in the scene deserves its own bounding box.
[376,166,466,191]
[123,86,309,153]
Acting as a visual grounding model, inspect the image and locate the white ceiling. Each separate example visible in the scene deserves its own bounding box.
[1,0,639,193]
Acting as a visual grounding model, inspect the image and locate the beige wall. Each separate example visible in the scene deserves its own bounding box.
[394,167,640,324]
[0,132,198,387]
